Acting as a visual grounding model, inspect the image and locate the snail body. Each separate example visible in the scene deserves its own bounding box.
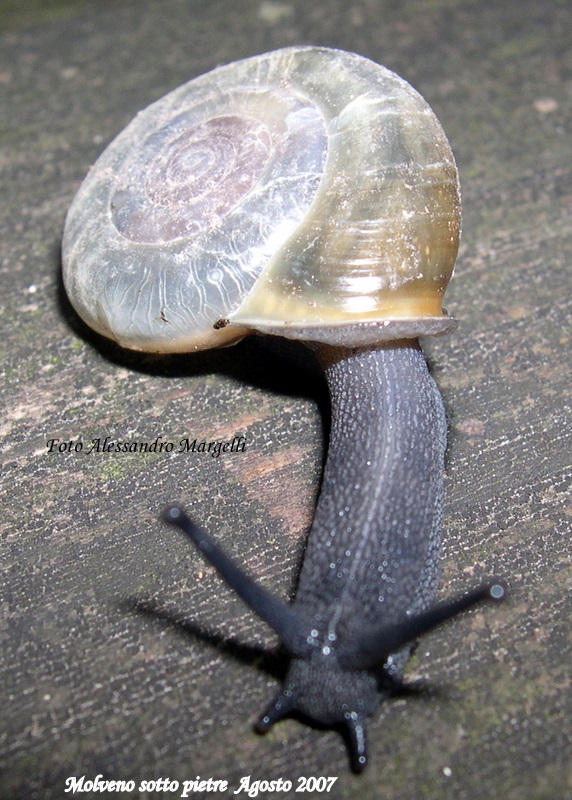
[63,47,503,771]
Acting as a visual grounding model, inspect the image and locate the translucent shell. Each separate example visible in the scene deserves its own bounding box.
[63,47,461,353]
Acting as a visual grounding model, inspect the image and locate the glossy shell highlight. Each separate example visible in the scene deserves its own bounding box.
[63,47,461,352]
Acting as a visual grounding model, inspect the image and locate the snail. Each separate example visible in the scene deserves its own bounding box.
[62,47,505,771]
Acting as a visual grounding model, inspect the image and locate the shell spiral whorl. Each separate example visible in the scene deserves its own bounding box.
[112,115,276,243]
[63,47,460,353]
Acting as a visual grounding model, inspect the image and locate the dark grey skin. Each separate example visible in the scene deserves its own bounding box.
[163,340,504,772]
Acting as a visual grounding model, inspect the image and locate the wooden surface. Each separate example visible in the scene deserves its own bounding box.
[0,1,570,798]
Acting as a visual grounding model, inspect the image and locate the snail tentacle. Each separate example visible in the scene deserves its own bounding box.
[339,583,506,672]
[162,505,315,659]
[344,714,368,773]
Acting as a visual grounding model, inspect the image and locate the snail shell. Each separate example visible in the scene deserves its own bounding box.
[63,47,460,353]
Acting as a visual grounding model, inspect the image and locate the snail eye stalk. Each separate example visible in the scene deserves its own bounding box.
[161,505,314,659]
